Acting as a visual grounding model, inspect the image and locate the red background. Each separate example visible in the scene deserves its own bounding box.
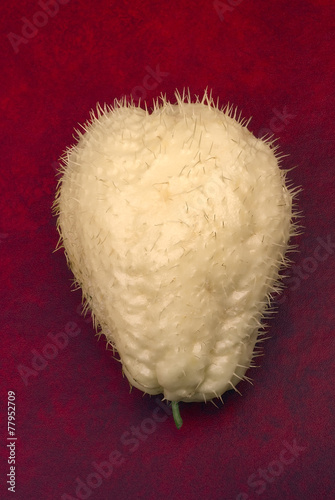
[1,1,334,499]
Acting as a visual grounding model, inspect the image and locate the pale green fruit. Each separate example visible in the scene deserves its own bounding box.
[54,90,300,422]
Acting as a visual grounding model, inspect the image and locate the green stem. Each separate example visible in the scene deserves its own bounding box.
[172,401,183,429]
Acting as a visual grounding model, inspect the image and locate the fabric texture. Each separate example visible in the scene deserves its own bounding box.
[1,1,334,499]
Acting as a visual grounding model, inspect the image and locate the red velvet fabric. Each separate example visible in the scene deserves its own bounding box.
[1,1,334,499]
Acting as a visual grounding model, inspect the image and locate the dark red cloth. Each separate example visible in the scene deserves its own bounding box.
[1,1,334,499]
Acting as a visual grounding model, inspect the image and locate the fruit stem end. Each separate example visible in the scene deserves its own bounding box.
[172,401,183,429]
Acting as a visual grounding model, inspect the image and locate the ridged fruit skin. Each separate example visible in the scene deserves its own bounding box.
[54,90,299,403]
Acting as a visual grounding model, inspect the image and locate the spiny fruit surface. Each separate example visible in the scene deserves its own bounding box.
[54,90,299,404]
